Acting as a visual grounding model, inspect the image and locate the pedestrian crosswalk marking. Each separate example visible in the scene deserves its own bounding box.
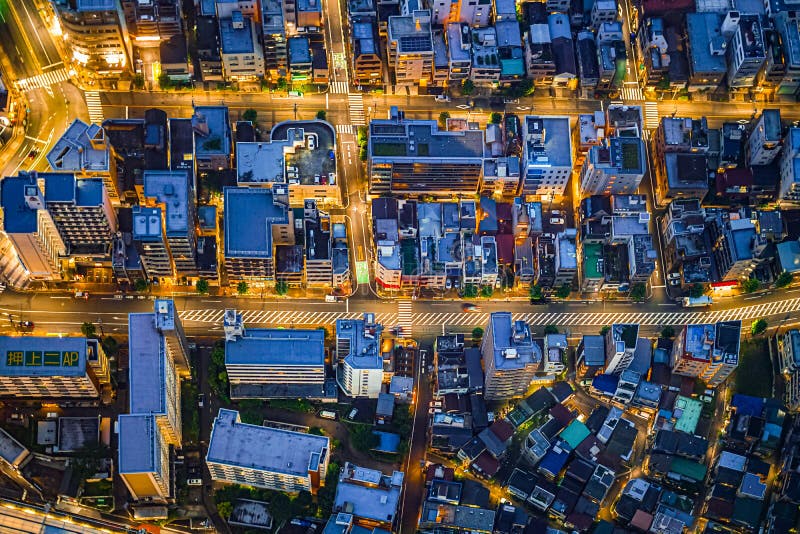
[644,101,660,130]
[621,82,644,102]
[336,124,357,135]
[397,300,413,338]
[330,81,349,94]
[84,91,104,124]
[15,69,69,92]
[348,94,365,125]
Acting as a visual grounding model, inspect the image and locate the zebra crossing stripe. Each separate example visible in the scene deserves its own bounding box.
[348,94,366,125]
[85,91,104,124]
[336,124,357,135]
[15,69,69,92]
[330,81,349,94]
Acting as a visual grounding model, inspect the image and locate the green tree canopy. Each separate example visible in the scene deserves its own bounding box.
[134,279,148,292]
[461,79,475,95]
[741,278,760,293]
[275,281,288,295]
[490,112,502,124]
[472,327,484,340]
[237,281,249,295]
[751,319,768,336]
[544,325,559,335]
[555,284,571,299]
[316,110,327,120]
[630,283,646,302]
[196,279,209,294]
[242,109,258,122]
[660,326,675,339]
[480,286,493,298]
[689,284,705,298]
[776,271,794,288]
[81,322,96,338]
[530,284,543,301]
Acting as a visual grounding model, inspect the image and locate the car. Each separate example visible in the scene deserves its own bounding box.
[550,217,565,225]
[462,303,480,312]
[314,174,321,184]
[668,279,681,286]
[454,280,460,289]
[307,135,317,150]
[328,150,335,160]
[445,279,452,289]
[74,291,89,299]
[28,149,38,159]
[347,408,358,420]
[667,272,681,280]
[435,94,450,102]
[197,394,205,407]
[187,478,203,486]
[20,321,34,328]
[328,172,336,184]
[113,293,123,300]
[551,210,562,216]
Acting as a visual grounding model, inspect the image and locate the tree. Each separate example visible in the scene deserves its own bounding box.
[741,278,760,293]
[81,322,96,338]
[555,284,571,299]
[158,73,172,89]
[480,285,493,298]
[216,501,233,519]
[275,281,288,295]
[316,110,327,120]
[530,284,543,301]
[237,281,249,295]
[196,279,209,294]
[350,425,379,452]
[438,111,450,127]
[776,271,794,288]
[472,327,484,340]
[276,77,288,91]
[134,278,148,292]
[600,326,611,336]
[242,109,258,122]
[132,74,145,89]
[461,79,475,96]
[751,318,768,336]
[462,284,478,298]
[490,112,502,124]
[660,326,675,339]
[308,426,325,436]
[544,325,559,335]
[630,283,647,302]
[689,284,705,298]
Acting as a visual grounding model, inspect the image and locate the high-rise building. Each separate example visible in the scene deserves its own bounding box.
[747,109,782,166]
[206,409,330,493]
[779,330,800,411]
[55,0,131,77]
[604,323,639,375]
[579,137,647,195]
[262,0,288,79]
[481,312,541,400]
[387,11,434,86]
[336,314,385,398]
[521,116,573,196]
[671,321,741,386]
[726,14,766,89]
[118,414,170,501]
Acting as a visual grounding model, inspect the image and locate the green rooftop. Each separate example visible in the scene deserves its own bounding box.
[673,396,703,434]
[560,420,591,449]
[583,243,603,279]
[670,457,706,482]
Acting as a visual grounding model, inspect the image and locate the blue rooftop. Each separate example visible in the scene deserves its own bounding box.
[43,174,103,206]
[143,171,191,235]
[132,206,164,241]
[731,394,765,417]
[225,328,325,366]
[0,335,87,376]
[489,312,541,370]
[581,335,606,366]
[193,106,231,158]
[118,414,163,475]
[220,14,255,55]
[289,37,312,64]
[224,187,289,258]
[538,440,571,477]
[336,314,383,370]
[686,13,726,76]
[128,313,169,415]
[592,374,619,394]
[0,174,40,233]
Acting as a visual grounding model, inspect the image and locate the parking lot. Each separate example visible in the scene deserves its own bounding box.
[272,120,336,186]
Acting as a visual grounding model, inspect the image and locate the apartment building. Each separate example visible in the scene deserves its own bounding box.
[352,18,382,86]
[604,324,639,375]
[0,336,102,398]
[482,312,541,400]
[780,127,800,203]
[219,11,266,81]
[524,20,556,86]
[336,314,385,398]
[55,0,131,77]
[193,106,232,171]
[672,321,741,387]
[521,116,573,196]
[47,119,120,205]
[118,414,171,501]
[0,174,66,285]
[197,16,224,81]
[368,109,485,195]
[779,330,800,410]
[120,0,181,46]
[445,24,471,83]
[579,137,646,195]
[708,213,764,281]
[685,13,726,92]
[141,170,197,277]
[333,463,404,529]
[776,13,800,99]
[387,11,434,86]
[727,15,766,89]
[225,322,326,398]
[207,408,330,492]
[224,185,292,280]
[747,109,782,166]
[651,117,710,206]
[262,0,288,79]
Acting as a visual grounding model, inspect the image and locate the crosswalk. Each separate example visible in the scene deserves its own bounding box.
[330,81,349,94]
[644,101,660,130]
[175,295,800,331]
[397,300,413,338]
[84,91,104,124]
[621,82,644,102]
[348,94,366,125]
[336,124,357,136]
[15,68,69,92]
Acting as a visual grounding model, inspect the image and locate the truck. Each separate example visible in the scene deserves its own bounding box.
[319,410,338,420]
[682,295,712,307]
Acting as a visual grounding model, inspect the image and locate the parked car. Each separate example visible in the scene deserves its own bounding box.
[307,135,317,150]
[667,272,681,280]
[20,321,34,328]
[550,217,565,225]
[445,279,452,290]
[74,291,89,299]
[435,94,450,102]
[669,279,681,286]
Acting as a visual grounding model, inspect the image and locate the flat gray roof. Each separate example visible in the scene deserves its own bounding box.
[128,313,167,415]
[118,414,161,474]
[207,409,329,476]
[226,328,325,366]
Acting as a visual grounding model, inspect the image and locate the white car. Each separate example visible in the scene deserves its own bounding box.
[445,279,452,289]
[550,217,565,225]
[307,135,317,150]
[435,94,450,102]
[667,272,681,280]
[669,279,681,286]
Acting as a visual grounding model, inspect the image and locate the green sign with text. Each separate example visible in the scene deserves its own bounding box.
[6,350,80,367]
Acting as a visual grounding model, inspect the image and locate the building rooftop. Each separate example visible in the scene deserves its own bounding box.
[289,37,312,64]
[128,313,169,415]
[0,335,87,377]
[673,396,702,434]
[334,463,403,523]
[488,312,541,370]
[207,409,329,477]
[523,116,572,169]
[143,171,190,235]
[224,186,289,258]
[46,119,110,172]
[219,14,255,55]
[118,414,161,475]
[686,13,726,75]
[132,206,163,241]
[336,314,383,370]
[369,119,485,161]
[193,106,231,158]
[737,15,765,59]
[226,328,324,367]
[236,142,289,184]
[0,174,40,233]
[388,11,433,54]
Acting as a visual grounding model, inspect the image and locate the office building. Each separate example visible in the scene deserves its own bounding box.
[133,206,171,279]
[671,321,741,386]
[780,127,800,203]
[219,11,265,80]
[336,314,384,398]
[387,11,434,86]
[224,185,292,280]
[120,0,182,47]
[604,324,639,375]
[352,18,382,86]
[747,110,782,166]
[521,116,573,196]
[333,463,404,528]
[368,110,485,195]
[47,119,120,204]
[193,106,232,171]
[225,318,326,398]
[0,335,103,398]
[304,199,333,286]
[118,414,170,501]
[727,15,766,89]
[197,16,224,81]
[128,312,182,446]
[0,174,67,285]
[685,13,726,92]
[579,137,646,195]
[141,170,197,277]
[153,298,191,376]
[262,0,287,79]
[55,0,131,77]
[779,330,800,410]
[207,409,330,493]
[482,313,541,400]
